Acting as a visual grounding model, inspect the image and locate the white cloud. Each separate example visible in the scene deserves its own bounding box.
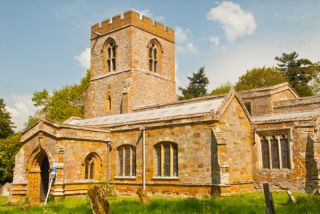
[175,27,191,44]
[138,9,152,18]
[75,48,90,70]
[207,1,257,42]
[135,9,165,21]
[177,42,199,54]
[209,36,220,46]
[205,40,284,90]
[175,26,199,54]
[5,95,38,131]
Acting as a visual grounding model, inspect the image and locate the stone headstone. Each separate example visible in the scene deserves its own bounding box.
[137,189,149,204]
[87,185,111,214]
[0,183,11,197]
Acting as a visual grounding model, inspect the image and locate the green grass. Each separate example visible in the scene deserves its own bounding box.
[1,192,320,214]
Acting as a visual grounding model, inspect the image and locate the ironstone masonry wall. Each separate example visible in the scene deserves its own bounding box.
[212,97,254,195]
[108,124,214,197]
[85,10,176,118]
[240,85,297,116]
[252,120,320,192]
[11,122,110,203]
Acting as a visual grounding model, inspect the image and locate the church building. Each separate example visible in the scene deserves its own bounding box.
[11,10,320,203]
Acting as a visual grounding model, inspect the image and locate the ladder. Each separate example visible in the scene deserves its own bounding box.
[44,166,57,205]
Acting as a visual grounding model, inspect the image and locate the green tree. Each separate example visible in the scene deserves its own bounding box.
[236,67,288,91]
[28,70,90,125]
[211,82,232,95]
[275,52,320,96]
[0,133,21,184]
[0,99,14,139]
[178,67,209,100]
[24,115,41,128]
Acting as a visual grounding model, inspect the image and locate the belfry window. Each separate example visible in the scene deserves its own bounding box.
[104,38,117,72]
[149,43,158,72]
[154,142,178,177]
[117,145,136,177]
[259,134,290,169]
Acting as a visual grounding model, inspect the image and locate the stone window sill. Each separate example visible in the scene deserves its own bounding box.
[261,168,291,171]
[114,176,137,180]
[152,176,179,180]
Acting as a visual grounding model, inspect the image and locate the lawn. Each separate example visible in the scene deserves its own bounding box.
[0,192,320,214]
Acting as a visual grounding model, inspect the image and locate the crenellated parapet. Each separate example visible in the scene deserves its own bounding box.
[91,10,174,42]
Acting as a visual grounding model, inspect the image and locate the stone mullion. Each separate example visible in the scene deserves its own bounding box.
[286,135,291,169]
[276,135,282,169]
[129,146,133,177]
[170,143,173,177]
[122,146,125,176]
[266,136,272,169]
[161,143,164,177]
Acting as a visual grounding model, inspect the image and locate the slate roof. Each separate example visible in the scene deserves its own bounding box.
[252,110,320,123]
[68,96,225,126]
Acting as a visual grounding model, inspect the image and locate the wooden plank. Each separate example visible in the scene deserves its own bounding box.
[263,183,275,214]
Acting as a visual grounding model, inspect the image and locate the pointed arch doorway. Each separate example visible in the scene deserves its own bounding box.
[26,147,50,203]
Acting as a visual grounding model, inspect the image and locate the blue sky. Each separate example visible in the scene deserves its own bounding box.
[1,0,320,130]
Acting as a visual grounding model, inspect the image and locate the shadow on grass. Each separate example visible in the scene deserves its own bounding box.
[1,192,320,214]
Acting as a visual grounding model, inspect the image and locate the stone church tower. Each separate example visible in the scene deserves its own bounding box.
[85,10,177,118]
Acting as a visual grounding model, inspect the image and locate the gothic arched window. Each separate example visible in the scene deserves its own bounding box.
[154,142,178,177]
[149,44,157,72]
[84,153,101,180]
[85,157,94,179]
[148,39,162,73]
[103,38,117,72]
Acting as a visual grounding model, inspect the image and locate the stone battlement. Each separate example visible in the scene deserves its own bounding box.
[91,10,174,42]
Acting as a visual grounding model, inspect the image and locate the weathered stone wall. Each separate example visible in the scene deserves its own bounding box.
[63,140,108,183]
[130,71,176,110]
[241,95,273,116]
[212,97,254,195]
[12,134,58,185]
[90,27,133,78]
[131,27,175,80]
[240,89,297,116]
[108,123,214,197]
[85,11,176,118]
[85,70,133,117]
[273,96,320,114]
[252,120,320,192]
[11,133,59,203]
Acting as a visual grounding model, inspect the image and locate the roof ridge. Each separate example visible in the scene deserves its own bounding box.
[239,82,290,94]
[133,94,226,111]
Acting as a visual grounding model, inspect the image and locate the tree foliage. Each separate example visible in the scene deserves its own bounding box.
[211,82,232,95]
[178,67,209,100]
[235,67,288,91]
[27,70,90,126]
[275,52,320,96]
[0,99,14,139]
[0,133,21,185]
